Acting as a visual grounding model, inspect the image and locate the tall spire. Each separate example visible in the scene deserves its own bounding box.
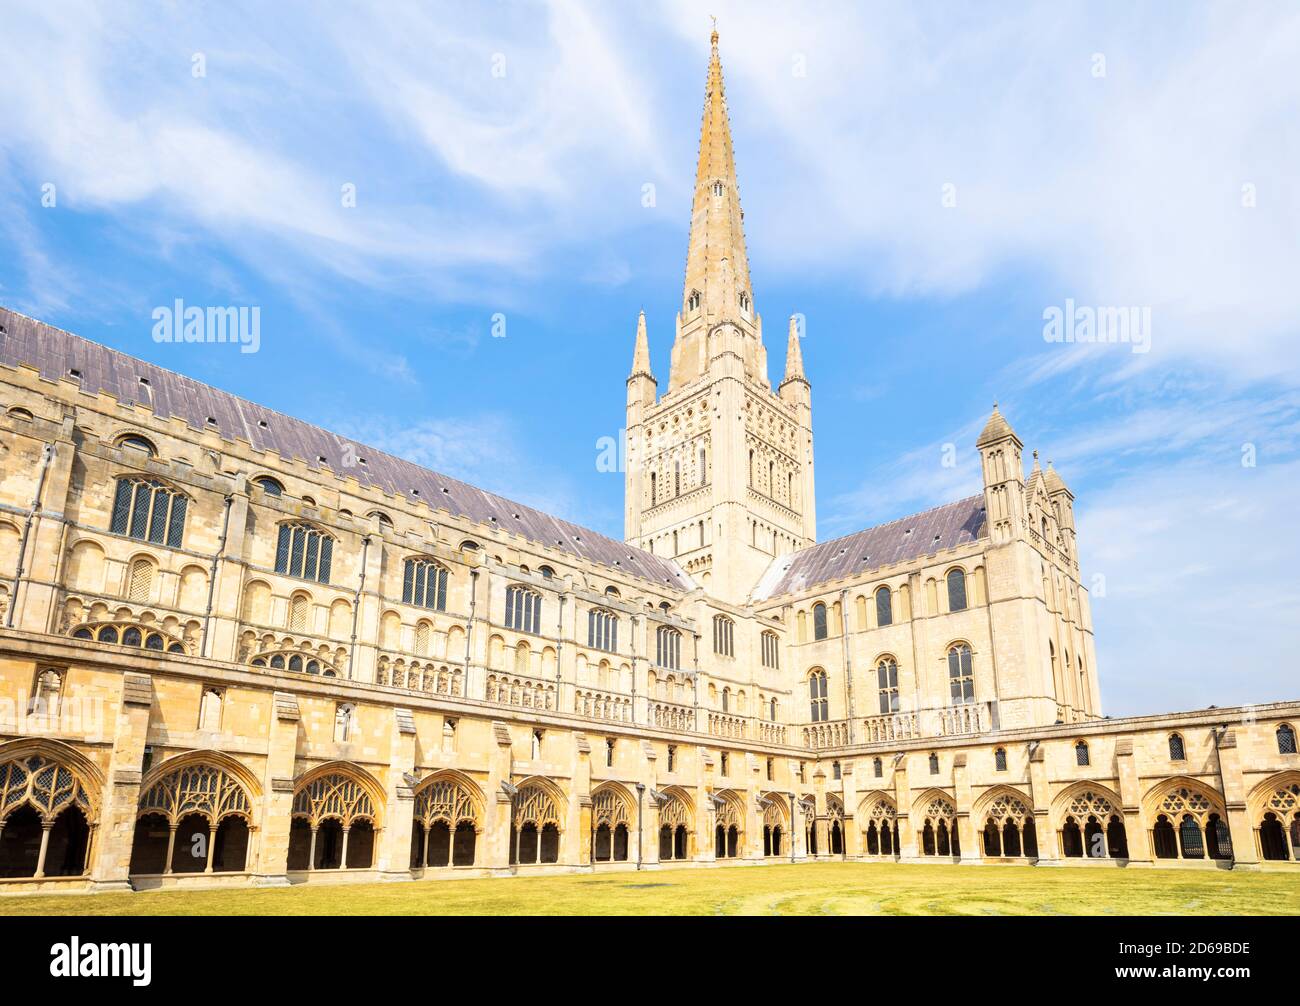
[782,315,806,384]
[681,28,752,320]
[630,310,652,379]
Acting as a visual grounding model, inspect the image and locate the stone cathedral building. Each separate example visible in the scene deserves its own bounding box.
[0,32,1297,895]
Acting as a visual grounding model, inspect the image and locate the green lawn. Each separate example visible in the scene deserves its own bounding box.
[3,861,1298,915]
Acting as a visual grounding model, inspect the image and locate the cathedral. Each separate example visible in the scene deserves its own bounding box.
[0,31,1297,895]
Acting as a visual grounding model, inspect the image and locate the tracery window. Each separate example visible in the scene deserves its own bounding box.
[110,476,187,548]
[947,644,974,705]
[761,630,779,669]
[980,792,1037,859]
[0,753,93,878]
[994,746,1007,772]
[762,798,786,857]
[587,608,618,653]
[875,585,893,627]
[403,558,448,611]
[71,621,187,654]
[132,762,252,875]
[505,585,541,634]
[863,798,898,856]
[1258,782,1300,861]
[1168,733,1186,761]
[657,789,691,861]
[808,669,829,722]
[655,625,682,671]
[288,773,377,870]
[713,793,742,859]
[412,776,479,868]
[919,796,959,857]
[591,787,632,863]
[712,614,735,657]
[511,783,563,865]
[877,657,899,714]
[1152,785,1231,861]
[1060,789,1127,859]
[1075,740,1090,766]
[275,521,333,584]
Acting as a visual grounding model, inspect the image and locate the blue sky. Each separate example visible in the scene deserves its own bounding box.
[1,1,1297,716]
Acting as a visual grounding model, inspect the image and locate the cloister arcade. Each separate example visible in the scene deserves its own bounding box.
[4,737,1300,882]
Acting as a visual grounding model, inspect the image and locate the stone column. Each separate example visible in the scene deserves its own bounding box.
[374,707,416,880]
[695,749,715,861]
[251,691,301,885]
[1215,729,1259,869]
[1026,741,1058,865]
[89,672,153,891]
[1114,738,1153,866]
[894,757,917,861]
[954,754,980,863]
[573,732,593,868]
[485,721,515,873]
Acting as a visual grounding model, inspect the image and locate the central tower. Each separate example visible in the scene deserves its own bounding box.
[625,30,816,605]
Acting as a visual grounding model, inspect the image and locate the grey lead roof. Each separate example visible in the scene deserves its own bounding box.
[0,306,691,591]
[754,495,988,599]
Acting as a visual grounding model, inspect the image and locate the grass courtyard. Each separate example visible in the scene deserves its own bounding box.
[2,861,1298,916]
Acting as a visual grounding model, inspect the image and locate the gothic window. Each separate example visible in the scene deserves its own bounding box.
[288,592,310,632]
[873,757,883,778]
[511,783,563,865]
[832,761,842,781]
[1075,740,1090,766]
[721,687,730,712]
[699,448,707,485]
[876,658,899,714]
[808,669,829,722]
[1168,733,1186,761]
[947,643,974,704]
[761,630,779,669]
[812,602,828,641]
[919,796,958,857]
[982,793,1036,859]
[688,289,701,311]
[712,614,735,657]
[946,568,968,611]
[110,477,188,548]
[655,626,682,671]
[133,762,252,875]
[288,773,377,870]
[505,585,541,634]
[769,697,778,720]
[994,747,1008,772]
[1278,724,1297,755]
[412,775,480,868]
[587,608,618,653]
[875,585,893,627]
[403,558,448,611]
[530,729,543,760]
[253,475,283,496]
[275,521,333,583]
[929,752,940,774]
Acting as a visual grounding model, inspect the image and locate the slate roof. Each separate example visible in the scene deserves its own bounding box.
[754,495,988,600]
[0,306,691,591]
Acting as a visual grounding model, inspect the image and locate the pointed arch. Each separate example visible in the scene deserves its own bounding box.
[0,738,103,823]
[412,769,484,829]
[291,761,385,828]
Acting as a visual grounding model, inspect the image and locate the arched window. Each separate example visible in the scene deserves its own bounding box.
[649,471,657,506]
[812,602,828,641]
[721,687,730,713]
[875,586,893,627]
[198,687,223,731]
[288,593,310,632]
[126,557,154,603]
[1278,724,1297,755]
[873,757,883,778]
[928,752,940,774]
[876,658,899,714]
[808,669,829,722]
[116,433,156,455]
[403,558,448,611]
[947,643,974,704]
[655,626,681,671]
[946,568,968,611]
[1075,740,1090,766]
[334,704,354,743]
[253,476,284,496]
[110,477,188,548]
[770,697,778,720]
[587,608,618,653]
[761,630,779,669]
[505,585,541,634]
[275,521,333,583]
[994,747,1008,772]
[1168,733,1186,761]
[712,614,734,657]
